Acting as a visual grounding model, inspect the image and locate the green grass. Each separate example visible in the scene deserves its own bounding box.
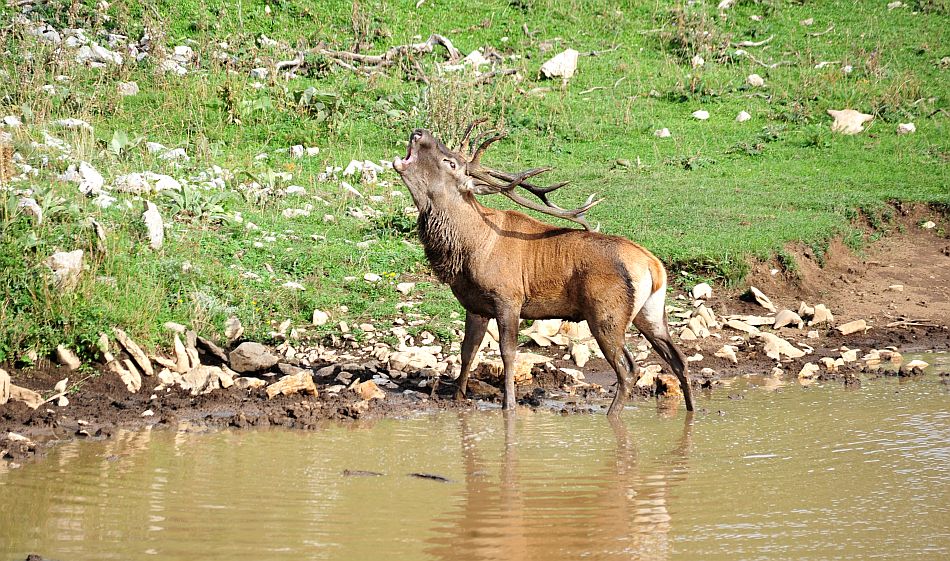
[0,0,948,361]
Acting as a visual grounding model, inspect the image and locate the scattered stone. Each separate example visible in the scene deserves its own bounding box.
[266,371,317,398]
[654,128,672,138]
[798,362,820,379]
[757,332,806,360]
[173,334,190,373]
[389,347,439,371]
[746,73,765,87]
[901,359,929,375]
[691,282,712,300]
[312,309,330,326]
[736,110,752,122]
[836,319,869,335]
[55,345,82,371]
[679,327,697,341]
[896,122,916,135]
[44,249,84,290]
[196,336,229,364]
[724,319,760,335]
[692,109,710,120]
[396,282,415,295]
[840,348,860,362]
[773,309,804,330]
[656,374,683,398]
[141,201,164,250]
[0,369,9,405]
[886,284,904,292]
[109,359,141,393]
[364,273,381,283]
[540,48,579,82]
[282,281,306,291]
[828,109,873,135]
[113,328,154,376]
[229,342,279,373]
[8,381,43,409]
[225,316,244,343]
[117,81,139,96]
[921,221,936,229]
[164,321,187,333]
[691,54,705,68]
[636,364,663,388]
[569,340,592,368]
[714,345,738,364]
[475,352,549,385]
[820,356,844,372]
[234,377,267,389]
[745,286,777,312]
[809,304,834,326]
[353,379,385,401]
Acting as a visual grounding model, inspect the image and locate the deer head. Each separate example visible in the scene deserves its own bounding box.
[394,124,602,230]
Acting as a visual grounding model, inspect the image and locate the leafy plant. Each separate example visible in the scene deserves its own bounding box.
[162,184,233,223]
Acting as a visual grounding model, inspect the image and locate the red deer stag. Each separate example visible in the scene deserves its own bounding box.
[393,125,694,416]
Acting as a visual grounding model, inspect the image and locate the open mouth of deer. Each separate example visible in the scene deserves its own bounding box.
[393,130,423,173]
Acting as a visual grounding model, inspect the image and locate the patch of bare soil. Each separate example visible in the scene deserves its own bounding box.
[2,207,948,464]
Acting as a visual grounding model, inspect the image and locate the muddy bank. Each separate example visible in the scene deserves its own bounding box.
[3,212,949,462]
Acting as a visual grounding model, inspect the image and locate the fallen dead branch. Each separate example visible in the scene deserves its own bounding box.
[808,24,836,37]
[474,68,518,85]
[579,45,621,57]
[740,50,793,69]
[732,35,774,48]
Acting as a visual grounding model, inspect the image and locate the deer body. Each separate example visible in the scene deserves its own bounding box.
[396,129,694,415]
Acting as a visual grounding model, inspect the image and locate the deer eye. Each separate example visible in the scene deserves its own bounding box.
[443,159,457,170]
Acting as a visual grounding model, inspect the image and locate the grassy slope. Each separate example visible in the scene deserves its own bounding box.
[0,0,947,361]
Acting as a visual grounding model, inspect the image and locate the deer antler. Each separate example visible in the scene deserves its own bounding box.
[460,122,602,231]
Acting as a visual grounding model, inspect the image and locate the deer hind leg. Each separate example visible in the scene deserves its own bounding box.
[456,312,489,400]
[591,314,637,418]
[632,292,695,412]
[495,307,522,411]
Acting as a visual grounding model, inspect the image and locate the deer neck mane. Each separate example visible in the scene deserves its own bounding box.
[417,193,492,284]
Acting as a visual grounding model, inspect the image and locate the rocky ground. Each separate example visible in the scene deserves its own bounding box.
[2,209,948,466]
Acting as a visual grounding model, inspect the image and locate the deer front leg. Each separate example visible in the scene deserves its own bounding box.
[495,307,522,411]
[456,312,489,401]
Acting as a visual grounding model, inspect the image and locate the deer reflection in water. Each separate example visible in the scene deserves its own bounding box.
[425,409,694,561]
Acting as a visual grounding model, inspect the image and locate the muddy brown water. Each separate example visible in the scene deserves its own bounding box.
[1,354,948,561]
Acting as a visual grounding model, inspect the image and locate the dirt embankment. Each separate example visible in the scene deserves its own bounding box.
[2,208,948,463]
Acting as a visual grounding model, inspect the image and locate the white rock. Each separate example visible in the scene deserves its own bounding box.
[746,74,765,87]
[282,281,306,291]
[56,345,81,371]
[312,309,330,325]
[44,250,83,290]
[836,319,868,335]
[691,282,713,300]
[828,109,873,135]
[692,110,710,120]
[225,316,244,343]
[464,49,490,67]
[64,161,105,195]
[897,122,916,135]
[0,369,11,405]
[142,201,164,250]
[569,340,592,368]
[17,198,43,224]
[2,115,22,128]
[748,286,777,312]
[809,304,834,326]
[341,181,363,198]
[887,1,903,9]
[396,282,415,295]
[55,118,93,131]
[757,332,805,360]
[921,221,936,229]
[798,362,820,379]
[773,309,804,330]
[540,49,580,82]
[691,54,705,68]
[117,81,139,96]
[654,128,671,138]
[714,345,738,364]
[736,110,752,122]
[364,273,382,283]
[159,148,189,162]
[289,145,304,158]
